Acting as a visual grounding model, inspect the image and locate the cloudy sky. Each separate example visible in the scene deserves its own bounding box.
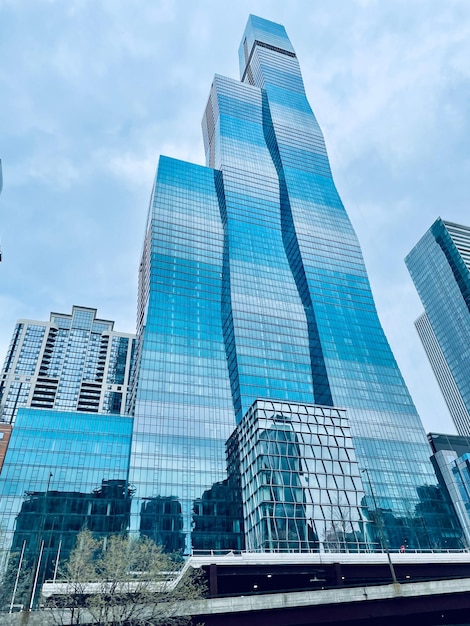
[1,0,469,433]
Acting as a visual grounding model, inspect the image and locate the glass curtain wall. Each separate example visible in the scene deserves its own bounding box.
[129,16,463,551]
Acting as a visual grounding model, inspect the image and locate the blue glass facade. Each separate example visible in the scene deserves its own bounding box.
[129,159,238,553]
[406,219,470,436]
[0,408,133,606]
[129,16,462,552]
[429,433,470,548]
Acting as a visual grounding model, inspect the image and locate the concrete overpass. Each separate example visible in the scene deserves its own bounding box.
[2,578,470,625]
[191,550,470,597]
[3,552,470,625]
[193,577,470,625]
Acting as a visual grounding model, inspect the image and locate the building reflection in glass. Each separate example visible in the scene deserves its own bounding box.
[0,408,133,608]
[3,479,132,609]
[235,400,369,553]
[192,434,245,554]
[360,481,464,552]
[140,496,185,553]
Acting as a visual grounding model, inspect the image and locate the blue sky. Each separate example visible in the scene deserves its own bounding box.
[1,0,469,433]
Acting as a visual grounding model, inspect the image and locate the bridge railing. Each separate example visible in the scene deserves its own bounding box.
[191,546,469,557]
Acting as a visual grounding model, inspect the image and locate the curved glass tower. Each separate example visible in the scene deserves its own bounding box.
[406,219,470,437]
[129,15,462,552]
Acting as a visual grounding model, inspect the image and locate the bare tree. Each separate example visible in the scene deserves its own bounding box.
[45,530,205,625]
[46,529,99,625]
[324,494,366,553]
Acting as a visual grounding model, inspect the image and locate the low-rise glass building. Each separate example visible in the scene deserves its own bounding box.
[0,408,133,608]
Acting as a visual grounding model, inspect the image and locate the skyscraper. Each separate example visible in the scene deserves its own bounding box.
[129,15,461,552]
[406,219,470,437]
[415,312,470,436]
[0,305,136,424]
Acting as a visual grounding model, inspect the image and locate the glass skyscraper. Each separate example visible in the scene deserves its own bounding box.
[415,311,470,436]
[406,219,470,437]
[129,15,462,552]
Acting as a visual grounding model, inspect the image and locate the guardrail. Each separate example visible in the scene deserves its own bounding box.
[191,547,470,557]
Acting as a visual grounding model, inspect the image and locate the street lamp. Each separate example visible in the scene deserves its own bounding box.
[361,468,398,585]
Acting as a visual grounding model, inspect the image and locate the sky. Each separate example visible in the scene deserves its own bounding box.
[1,0,469,434]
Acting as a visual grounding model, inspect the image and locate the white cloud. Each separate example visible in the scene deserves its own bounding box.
[1,0,469,434]
[105,151,157,188]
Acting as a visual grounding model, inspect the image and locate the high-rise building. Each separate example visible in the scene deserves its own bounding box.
[406,219,470,436]
[0,305,136,424]
[415,312,470,436]
[128,15,462,553]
